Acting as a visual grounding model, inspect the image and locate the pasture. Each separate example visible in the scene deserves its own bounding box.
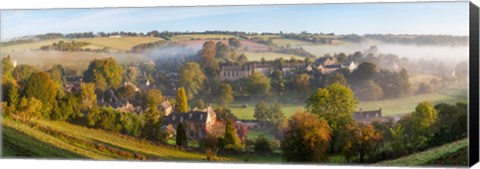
[243,52,304,61]
[271,39,314,47]
[228,88,467,120]
[1,39,72,54]
[409,74,442,91]
[74,37,164,51]
[3,51,150,74]
[376,138,468,166]
[170,34,239,42]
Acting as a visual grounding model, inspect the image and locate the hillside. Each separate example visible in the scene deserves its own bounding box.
[2,118,221,160]
[375,138,468,166]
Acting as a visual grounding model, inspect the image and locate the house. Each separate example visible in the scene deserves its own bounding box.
[282,63,306,76]
[116,101,143,114]
[161,100,173,116]
[342,61,358,73]
[353,108,383,124]
[219,62,273,82]
[315,56,342,74]
[163,106,217,138]
[65,75,83,92]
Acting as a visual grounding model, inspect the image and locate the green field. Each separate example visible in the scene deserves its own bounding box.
[376,138,468,166]
[243,52,305,61]
[271,39,314,47]
[170,34,239,41]
[229,88,467,120]
[75,37,164,51]
[3,51,149,74]
[1,39,72,54]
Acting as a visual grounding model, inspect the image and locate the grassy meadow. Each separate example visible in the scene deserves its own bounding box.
[271,39,314,47]
[170,34,239,42]
[243,52,305,61]
[74,37,164,51]
[228,87,467,120]
[375,138,468,166]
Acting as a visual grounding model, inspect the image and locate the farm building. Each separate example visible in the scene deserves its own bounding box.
[219,62,273,81]
[163,106,217,138]
[353,108,384,124]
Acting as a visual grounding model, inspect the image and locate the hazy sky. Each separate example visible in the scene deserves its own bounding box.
[0,1,469,41]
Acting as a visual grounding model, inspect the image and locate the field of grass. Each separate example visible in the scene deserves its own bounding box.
[2,118,214,160]
[271,39,314,47]
[246,35,280,40]
[409,74,441,90]
[170,34,239,42]
[229,88,467,120]
[1,39,72,54]
[375,138,468,166]
[74,37,164,51]
[243,52,305,61]
[3,51,150,74]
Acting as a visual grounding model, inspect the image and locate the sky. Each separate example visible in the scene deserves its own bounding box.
[0,1,470,41]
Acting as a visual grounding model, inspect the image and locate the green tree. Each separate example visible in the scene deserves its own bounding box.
[47,64,66,86]
[282,112,331,162]
[23,71,59,118]
[253,135,273,153]
[399,101,438,152]
[292,73,310,98]
[147,89,164,105]
[228,38,241,48]
[7,84,19,109]
[83,58,124,90]
[176,123,188,146]
[244,72,271,96]
[52,92,82,121]
[179,62,207,99]
[140,97,166,142]
[356,80,383,101]
[270,102,285,124]
[13,64,39,83]
[175,87,189,112]
[224,120,242,151]
[305,83,357,152]
[81,83,97,109]
[116,84,136,100]
[200,41,220,79]
[325,72,347,86]
[237,53,248,65]
[17,97,43,121]
[2,55,14,80]
[217,83,234,106]
[254,101,270,122]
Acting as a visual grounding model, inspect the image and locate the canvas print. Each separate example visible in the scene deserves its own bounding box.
[0,1,471,167]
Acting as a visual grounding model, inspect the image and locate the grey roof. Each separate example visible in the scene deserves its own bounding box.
[164,111,209,127]
[353,109,382,121]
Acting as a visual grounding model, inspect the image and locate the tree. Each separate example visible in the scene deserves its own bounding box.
[271,70,286,96]
[217,83,234,106]
[47,64,66,86]
[351,62,377,83]
[52,92,82,121]
[325,72,347,86]
[125,66,139,83]
[223,120,243,151]
[81,83,97,109]
[292,73,310,98]
[17,97,43,121]
[399,101,438,152]
[356,80,383,101]
[270,102,285,124]
[282,112,331,162]
[176,123,188,146]
[147,89,164,105]
[23,71,59,118]
[175,87,189,112]
[199,41,220,79]
[254,101,270,122]
[2,55,14,80]
[7,85,19,110]
[179,62,207,99]
[343,123,383,163]
[140,97,166,142]
[244,72,271,96]
[13,64,39,83]
[305,83,357,152]
[237,53,248,65]
[253,135,273,153]
[116,84,136,100]
[83,58,124,90]
[228,38,241,48]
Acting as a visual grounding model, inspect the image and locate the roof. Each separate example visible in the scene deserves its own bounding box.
[221,65,250,71]
[163,110,211,127]
[353,109,382,121]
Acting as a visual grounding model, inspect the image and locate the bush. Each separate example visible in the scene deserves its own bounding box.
[253,135,272,153]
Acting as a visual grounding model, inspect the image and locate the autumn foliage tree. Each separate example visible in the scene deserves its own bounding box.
[23,71,59,118]
[179,62,207,100]
[282,112,331,162]
[342,123,383,163]
[175,87,188,112]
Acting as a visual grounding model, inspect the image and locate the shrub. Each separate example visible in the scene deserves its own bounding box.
[253,135,273,153]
